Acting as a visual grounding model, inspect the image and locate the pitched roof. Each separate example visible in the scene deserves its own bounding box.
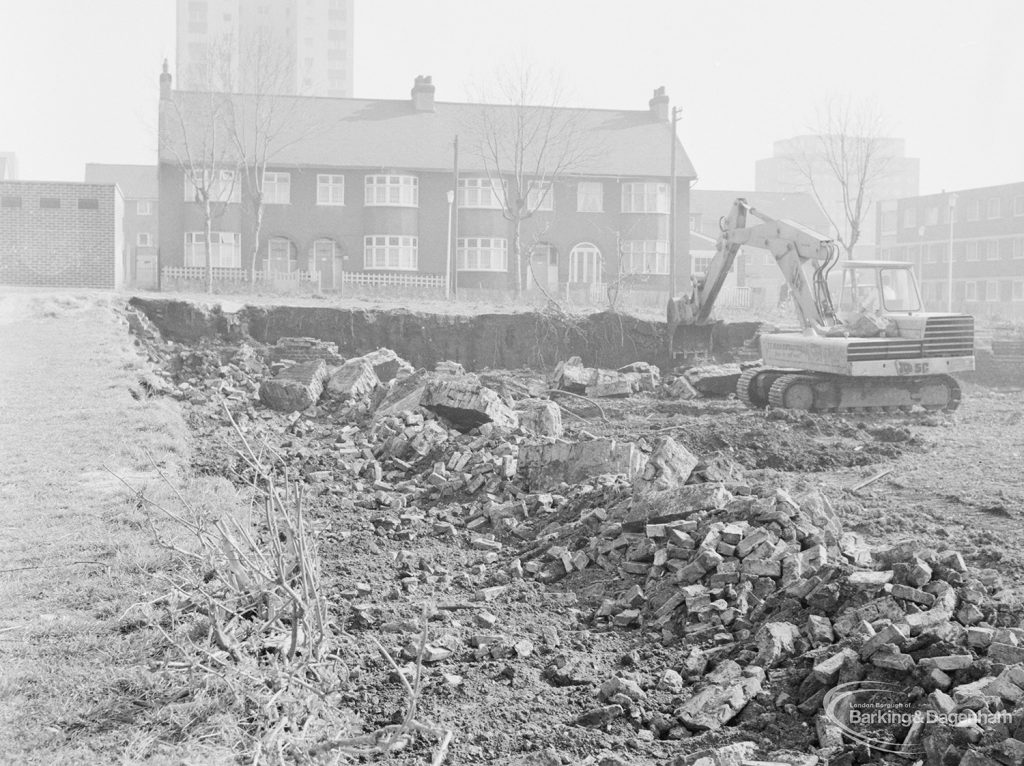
[159,91,697,179]
[84,164,158,199]
[691,189,830,233]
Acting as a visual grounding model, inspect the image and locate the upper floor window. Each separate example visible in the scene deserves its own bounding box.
[966,241,979,261]
[985,240,999,260]
[137,201,153,215]
[263,171,291,204]
[1,195,21,208]
[317,174,345,205]
[364,235,417,270]
[925,206,938,226]
[902,207,916,228]
[880,211,897,234]
[967,200,981,221]
[365,174,418,207]
[137,233,153,247]
[1014,238,1024,259]
[987,198,1001,219]
[183,168,240,204]
[77,198,98,210]
[578,182,603,213]
[457,237,508,271]
[622,182,668,214]
[458,178,504,210]
[527,182,553,212]
[1015,195,1024,217]
[622,240,669,275]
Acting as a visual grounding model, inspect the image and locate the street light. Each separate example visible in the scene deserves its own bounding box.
[947,192,958,312]
[445,190,455,301]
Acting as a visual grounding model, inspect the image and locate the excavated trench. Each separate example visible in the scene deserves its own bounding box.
[128,297,760,373]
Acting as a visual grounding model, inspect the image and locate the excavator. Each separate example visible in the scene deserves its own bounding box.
[667,198,975,412]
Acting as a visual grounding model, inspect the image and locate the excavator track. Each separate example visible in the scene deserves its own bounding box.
[756,370,961,413]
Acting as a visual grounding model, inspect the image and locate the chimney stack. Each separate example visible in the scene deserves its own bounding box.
[160,59,172,100]
[411,75,435,112]
[649,86,669,122]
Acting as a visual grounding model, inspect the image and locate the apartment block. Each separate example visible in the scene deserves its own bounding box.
[876,182,1024,320]
[0,181,125,289]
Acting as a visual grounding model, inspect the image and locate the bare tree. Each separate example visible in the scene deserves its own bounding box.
[470,64,598,296]
[159,48,238,294]
[786,97,897,258]
[222,29,324,286]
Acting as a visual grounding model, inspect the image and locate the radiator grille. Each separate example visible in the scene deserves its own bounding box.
[846,315,974,362]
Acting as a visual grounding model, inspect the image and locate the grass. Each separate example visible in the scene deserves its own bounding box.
[0,292,241,764]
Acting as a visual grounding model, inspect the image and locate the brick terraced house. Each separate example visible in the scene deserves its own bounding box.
[157,70,696,298]
[876,182,1024,320]
[0,181,125,289]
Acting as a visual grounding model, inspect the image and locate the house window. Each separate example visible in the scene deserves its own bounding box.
[964,282,976,301]
[1013,280,1024,301]
[317,174,345,205]
[364,235,418,270]
[985,240,999,260]
[902,207,916,228]
[364,175,418,207]
[40,198,61,209]
[986,280,999,301]
[266,237,297,272]
[137,233,152,247]
[569,242,602,284]
[1015,238,1024,259]
[621,182,668,214]
[692,254,713,274]
[527,182,553,212]
[263,172,291,204]
[967,200,981,221]
[313,238,337,263]
[1015,195,1024,217]
[184,231,241,267]
[880,211,897,234]
[966,241,979,261]
[137,201,152,215]
[925,207,938,226]
[1,195,21,208]
[987,198,1001,219]
[1001,239,1014,259]
[183,169,240,204]
[577,182,604,213]
[622,240,669,275]
[458,178,504,210]
[78,198,98,210]
[456,237,507,271]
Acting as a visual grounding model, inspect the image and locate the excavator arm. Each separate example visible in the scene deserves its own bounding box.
[668,198,841,360]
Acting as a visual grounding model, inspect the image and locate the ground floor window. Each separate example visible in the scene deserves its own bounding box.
[456,237,508,271]
[364,235,418,270]
[622,239,669,275]
[569,243,602,284]
[266,237,297,273]
[184,231,241,267]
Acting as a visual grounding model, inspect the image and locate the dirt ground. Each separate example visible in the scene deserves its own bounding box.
[2,289,1022,764]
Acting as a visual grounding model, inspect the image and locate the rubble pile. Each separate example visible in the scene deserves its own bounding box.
[125,319,1024,765]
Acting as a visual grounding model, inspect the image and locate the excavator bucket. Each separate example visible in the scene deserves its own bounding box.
[669,321,717,365]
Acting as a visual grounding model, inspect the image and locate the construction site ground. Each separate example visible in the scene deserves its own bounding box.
[0,290,1022,764]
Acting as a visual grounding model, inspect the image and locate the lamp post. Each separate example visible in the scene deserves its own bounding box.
[947,192,957,312]
[445,190,455,301]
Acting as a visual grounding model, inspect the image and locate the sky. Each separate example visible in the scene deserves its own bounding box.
[1,0,1022,195]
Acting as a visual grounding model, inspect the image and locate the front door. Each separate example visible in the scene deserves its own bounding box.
[135,252,158,289]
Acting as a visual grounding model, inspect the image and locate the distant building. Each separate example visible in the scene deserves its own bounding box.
[175,0,354,97]
[0,152,17,180]
[689,189,831,309]
[157,72,696,298]
[876,182,1024,320]
[84,164,158,288]
[0,181,125,289]
[755,135,919,259]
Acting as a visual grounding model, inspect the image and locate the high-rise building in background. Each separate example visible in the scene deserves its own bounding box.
[175,0,353,97]
[755,135,919,258]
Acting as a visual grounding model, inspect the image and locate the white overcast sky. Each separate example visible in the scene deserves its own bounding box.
[1,0,1021,195]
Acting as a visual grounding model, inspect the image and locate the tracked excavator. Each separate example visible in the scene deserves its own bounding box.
[667,198,975,412]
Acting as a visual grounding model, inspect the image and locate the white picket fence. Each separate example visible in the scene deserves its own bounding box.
[161,266,322,294]
[339,271,445,289]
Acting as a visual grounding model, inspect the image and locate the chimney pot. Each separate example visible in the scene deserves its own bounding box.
[160,59,172,100]
[649,86,669,122]
[411,75,435,112]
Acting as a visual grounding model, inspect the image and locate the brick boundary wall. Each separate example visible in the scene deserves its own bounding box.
[0,181,122,289]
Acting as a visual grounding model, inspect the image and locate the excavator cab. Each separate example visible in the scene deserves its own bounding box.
[836,261,923,319]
